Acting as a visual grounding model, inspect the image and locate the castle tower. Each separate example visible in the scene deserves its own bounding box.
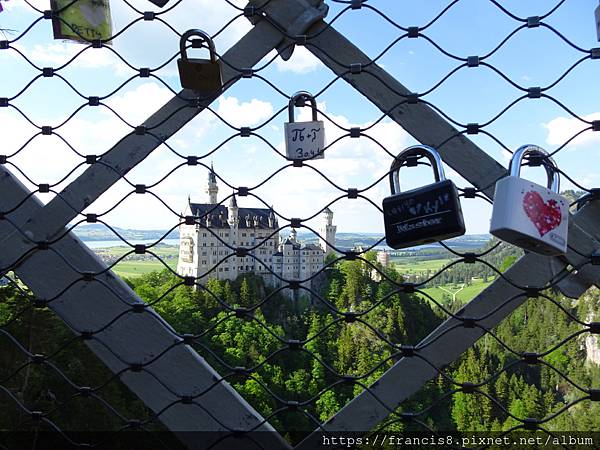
[290,228,297,242]
[228,194,239,227]
[206,163,218,204]
[319,207,337,256]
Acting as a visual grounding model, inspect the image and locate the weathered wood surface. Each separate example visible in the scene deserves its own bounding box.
[305,21,507,200]
[0,19,292,449]
[0,165,291,450]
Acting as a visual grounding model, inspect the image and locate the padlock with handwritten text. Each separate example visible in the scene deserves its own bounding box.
[383,145,465,249]
[177,29,222,94]
[490,145,568,256]
[284,91,325,160]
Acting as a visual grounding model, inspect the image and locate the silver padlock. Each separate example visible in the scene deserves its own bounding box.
[177,29,223,94]
[284,91,325,160]
[490,145,568,256]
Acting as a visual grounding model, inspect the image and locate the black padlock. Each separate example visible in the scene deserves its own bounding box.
[177,29,223,94]
[382,145,465,249]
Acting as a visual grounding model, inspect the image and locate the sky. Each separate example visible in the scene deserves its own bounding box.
[1,0,599,238]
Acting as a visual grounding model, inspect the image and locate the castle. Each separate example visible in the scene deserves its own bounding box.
[177,166,337,293]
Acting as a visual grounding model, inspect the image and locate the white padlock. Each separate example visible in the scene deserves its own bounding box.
[490,145,568,256]
[284,91,325,161]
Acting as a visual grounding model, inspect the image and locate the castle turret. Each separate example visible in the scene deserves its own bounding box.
[319,207,337,256]
[228,194,239,227]
[206,163,218,204]
[290,228,297,242]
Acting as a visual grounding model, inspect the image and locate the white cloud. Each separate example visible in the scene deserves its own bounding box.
[544,112,600,148]
[274,47,322,74]
[107,0,252,73]
[2,0,47,12]
[102,82,173,124]
[246,102,412,233]
[25,43,131,76]
[1,82,174,198]
[216,96,273,128]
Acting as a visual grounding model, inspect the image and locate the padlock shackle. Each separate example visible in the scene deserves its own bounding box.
[389,145,446,195]
[288,91,318,123]
[509,145,560,192]
[575,191,599,211]
[180,29,217,63]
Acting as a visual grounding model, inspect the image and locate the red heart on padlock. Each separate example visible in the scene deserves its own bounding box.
[522,191,562,237]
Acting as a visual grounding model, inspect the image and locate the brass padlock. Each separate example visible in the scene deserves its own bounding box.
[177,29,223,95]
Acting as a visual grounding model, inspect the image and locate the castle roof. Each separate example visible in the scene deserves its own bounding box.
[280,240,323,252]
[189,203,275,229]
[302,243,323,251]
[281,238,299,248]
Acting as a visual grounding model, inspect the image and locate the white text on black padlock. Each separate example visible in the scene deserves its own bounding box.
[490,145,568,256]
[382,145,466,250]
[284,91,325,161]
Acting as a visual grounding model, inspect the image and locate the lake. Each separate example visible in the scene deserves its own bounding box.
[83,239,180,249]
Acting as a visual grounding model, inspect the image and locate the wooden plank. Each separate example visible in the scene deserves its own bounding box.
[304,22,507,199]
[296,203,600,449]
[0,166,291,449]
[0,20,283,271]
[554,201,600,298]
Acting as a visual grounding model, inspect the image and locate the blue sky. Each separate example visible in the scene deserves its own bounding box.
[1,0,599,236]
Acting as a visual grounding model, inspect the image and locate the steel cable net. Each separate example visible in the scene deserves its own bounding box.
[0,0,599,449]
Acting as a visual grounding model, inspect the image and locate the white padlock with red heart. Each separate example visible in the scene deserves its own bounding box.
[490,145,568,256]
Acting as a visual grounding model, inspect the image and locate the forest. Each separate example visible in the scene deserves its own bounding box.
[1,239,599,446]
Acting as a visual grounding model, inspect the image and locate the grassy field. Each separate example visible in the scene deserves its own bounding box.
[391,257,454,273]
[94,245,179,278]
[418,278,493,305]
[112,259,178,278]
[96,245,179,258]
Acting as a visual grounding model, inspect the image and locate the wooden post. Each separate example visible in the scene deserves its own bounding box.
[0,165,291,450]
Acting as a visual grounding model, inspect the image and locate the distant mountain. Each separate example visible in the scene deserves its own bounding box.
[73,224,491,251]
[73,224,178,241]
[292,231,491,252]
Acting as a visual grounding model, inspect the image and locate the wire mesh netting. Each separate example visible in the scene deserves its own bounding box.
[1,0,600,449]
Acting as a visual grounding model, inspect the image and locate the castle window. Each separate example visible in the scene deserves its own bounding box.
[242,232,246,237]
[202,260,207,264]
[202,233,207,237]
